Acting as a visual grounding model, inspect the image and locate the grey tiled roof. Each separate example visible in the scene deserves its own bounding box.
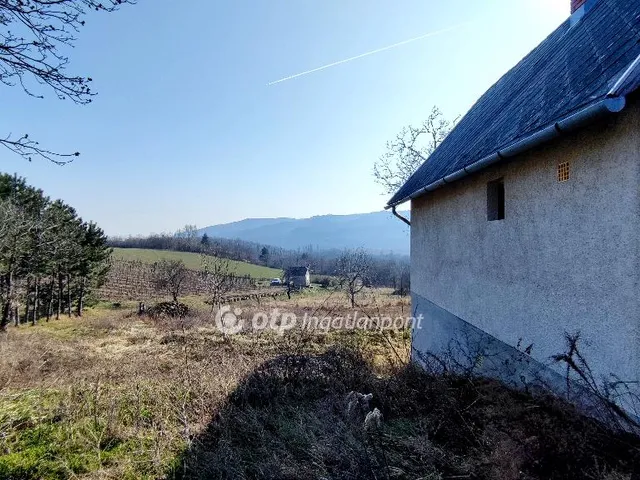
[388,0,640,206]
[287,266,309,276]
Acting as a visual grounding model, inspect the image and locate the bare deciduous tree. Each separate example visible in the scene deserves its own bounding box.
[200,254,234,312]
[373,106,457,195]
[337,249,371,308]
[178,225,199,242]
[0,0,134,163]
[151,259,188,304]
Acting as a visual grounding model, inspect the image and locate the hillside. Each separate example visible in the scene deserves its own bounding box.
[2,293,638,479]
[197,210,410,254]
[111,248,281,278]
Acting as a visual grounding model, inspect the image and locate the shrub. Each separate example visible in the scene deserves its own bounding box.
[147,301,189,318]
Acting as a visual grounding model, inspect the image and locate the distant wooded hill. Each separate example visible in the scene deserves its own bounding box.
[196,211,410,255]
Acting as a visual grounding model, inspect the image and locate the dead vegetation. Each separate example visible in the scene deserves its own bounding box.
[0,290,638,479]
[175,350,640,480]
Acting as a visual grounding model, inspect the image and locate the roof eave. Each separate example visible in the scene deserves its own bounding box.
[385,95,627,209]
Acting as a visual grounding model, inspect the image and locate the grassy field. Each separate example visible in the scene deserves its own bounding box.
[0,289,638,479]
[0,290,410,479]
[111,247,282,279]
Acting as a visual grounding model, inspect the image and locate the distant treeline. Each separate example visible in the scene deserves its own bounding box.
[0,174,111,328]
[108,233,409,289]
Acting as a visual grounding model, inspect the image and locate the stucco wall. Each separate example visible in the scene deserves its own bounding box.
[290,273,310,287]
[410,100,640,389]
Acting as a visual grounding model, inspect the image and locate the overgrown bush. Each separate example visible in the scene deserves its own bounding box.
[311,275,339,288]
[147,301,190,318]
[173,349,640,480]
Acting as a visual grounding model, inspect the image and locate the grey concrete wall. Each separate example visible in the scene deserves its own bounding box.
[411,292,640,430]
[410,101,640,400]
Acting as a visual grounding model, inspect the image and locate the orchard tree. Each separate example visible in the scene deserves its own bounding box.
[374,107,457,195]
[200,255,233,312]
[0,0,134,163]
[151,259,188,304]
[337,249,371,308]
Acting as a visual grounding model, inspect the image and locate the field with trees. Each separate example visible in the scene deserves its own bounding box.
[109,235,410,294]
[111,248,282,278]
[2,0,638,478]
[2,290,640,479]
[2,175,639,479]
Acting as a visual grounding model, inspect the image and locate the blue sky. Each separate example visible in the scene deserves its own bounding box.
[1,0,569,236]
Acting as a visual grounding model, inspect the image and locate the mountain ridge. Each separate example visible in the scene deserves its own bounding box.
[197,211,410,254]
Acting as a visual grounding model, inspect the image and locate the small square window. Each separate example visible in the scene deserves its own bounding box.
[487,179,505,221]
[558,162,570,182]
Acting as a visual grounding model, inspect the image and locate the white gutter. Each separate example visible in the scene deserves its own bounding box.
[608,52,640,97]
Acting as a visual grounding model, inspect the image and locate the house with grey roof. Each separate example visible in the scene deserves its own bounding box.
[388,0,640,418]
[285,266,311,288]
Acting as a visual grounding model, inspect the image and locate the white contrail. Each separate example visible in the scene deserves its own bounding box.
[267,22,471,86]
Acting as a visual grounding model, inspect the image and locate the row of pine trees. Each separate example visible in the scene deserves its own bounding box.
[0,173,111,328]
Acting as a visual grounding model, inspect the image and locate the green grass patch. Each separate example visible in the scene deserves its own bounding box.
[111,247,282,279]
[0,386,185,480]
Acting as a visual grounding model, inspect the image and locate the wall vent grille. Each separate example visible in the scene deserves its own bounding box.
[558,162,570,182]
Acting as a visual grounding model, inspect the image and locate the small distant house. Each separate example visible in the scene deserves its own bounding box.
[285,266,310,288]
[387,0,640,418]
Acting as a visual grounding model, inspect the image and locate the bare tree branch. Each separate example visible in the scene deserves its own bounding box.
[337,249,371,308]
[200,254,234,312]
[151,259,188,304]
[0,0,134,163]
[374,106,458,195]
[1,132,79,164]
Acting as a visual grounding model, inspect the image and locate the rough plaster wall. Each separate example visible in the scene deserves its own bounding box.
[410,101,640,385]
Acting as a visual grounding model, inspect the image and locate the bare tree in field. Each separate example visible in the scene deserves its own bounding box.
[178,225,199,242]
[373,106,457,195]
[151,259,188,304]
[337,249,371,308]
[0,0,134,163]
[201,254,234,312]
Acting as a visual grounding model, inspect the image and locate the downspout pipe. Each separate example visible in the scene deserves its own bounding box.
[392,206,411,226]
[386,96,627,209]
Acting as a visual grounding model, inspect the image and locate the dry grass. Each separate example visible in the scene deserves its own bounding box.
[175,351,640,480]
[0,290,410,479]
[0,289,638,479]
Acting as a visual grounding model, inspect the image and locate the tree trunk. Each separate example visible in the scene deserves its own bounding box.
[24,278,31,326]
[1,272,12,329]
[76,277,85,317]
[32,278,40,326]
[56,274,63,320]
[66,274,72,317]
[1,301,10,331]
[47,277,55,322]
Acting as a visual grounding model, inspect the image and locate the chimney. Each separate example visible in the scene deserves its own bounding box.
[570,0,597,26]
[571,0,587,14]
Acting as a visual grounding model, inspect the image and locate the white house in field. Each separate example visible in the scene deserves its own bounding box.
[285,266,311,288]
[387,0,640,417]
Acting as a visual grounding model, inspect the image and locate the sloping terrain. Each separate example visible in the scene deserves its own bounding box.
[1,291,638,479]
[111,248,282,278]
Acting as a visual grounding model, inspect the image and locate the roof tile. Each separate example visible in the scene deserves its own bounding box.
[388,0,640,206]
